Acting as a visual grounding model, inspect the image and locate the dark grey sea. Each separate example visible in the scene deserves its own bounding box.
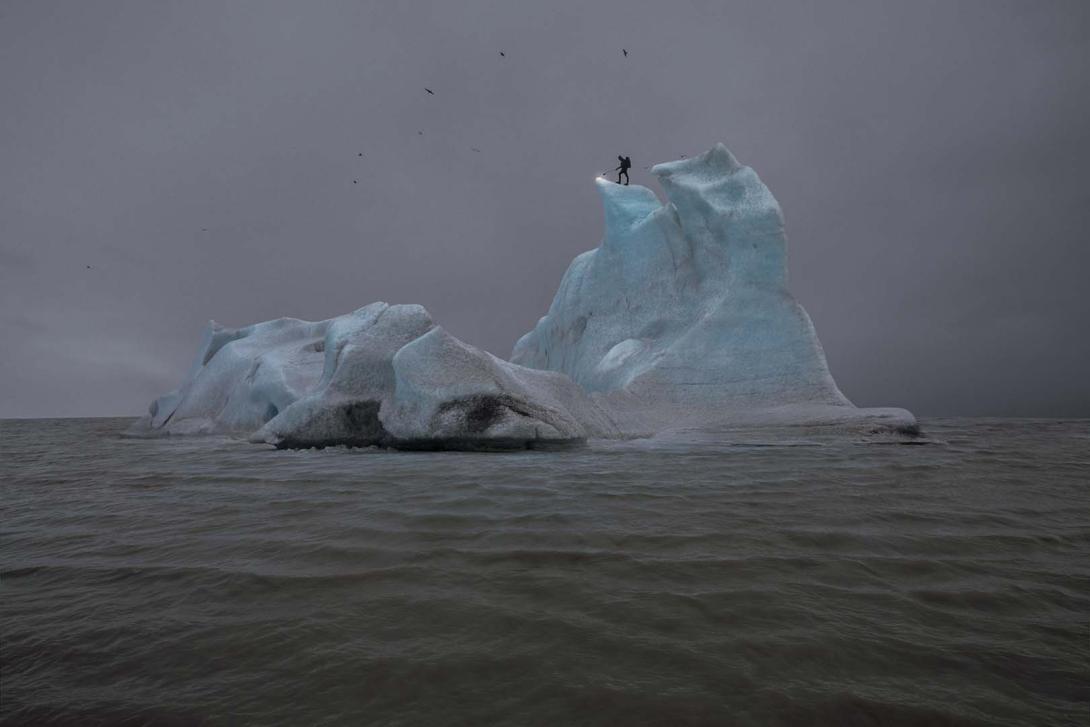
[2,417,1088,726]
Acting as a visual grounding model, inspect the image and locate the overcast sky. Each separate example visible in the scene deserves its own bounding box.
[2,0,1088,419]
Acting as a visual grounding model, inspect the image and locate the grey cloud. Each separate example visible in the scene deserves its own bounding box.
[1,0,1088,418]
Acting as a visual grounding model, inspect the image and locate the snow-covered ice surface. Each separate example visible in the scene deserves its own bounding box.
[132,143,916,448]
[512,143,918,439]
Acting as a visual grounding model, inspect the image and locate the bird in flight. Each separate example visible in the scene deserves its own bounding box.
[499,51,505,57]
[353,180,358,184]
[357,152,363,157]
[86,265,92,269]
[425,88,434,95]
[622,48,628,57]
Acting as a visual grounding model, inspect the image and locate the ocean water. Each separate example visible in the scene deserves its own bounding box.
[2,417,1088,726]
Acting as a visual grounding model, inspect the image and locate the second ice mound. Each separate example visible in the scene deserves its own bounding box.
[130,303,617,449]
[512,143,917,436]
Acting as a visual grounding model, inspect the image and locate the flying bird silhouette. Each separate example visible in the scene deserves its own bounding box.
[499,51,505,57]
[357,152,363,157]
[622,48,628,57]
[425,88,434,95]
[353,180,358,184]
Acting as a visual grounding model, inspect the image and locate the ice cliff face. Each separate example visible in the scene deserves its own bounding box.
[512,143,916,435]
[131,303,617,449]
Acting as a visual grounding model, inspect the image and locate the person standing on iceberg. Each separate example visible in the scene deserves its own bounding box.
[615,155,632,185]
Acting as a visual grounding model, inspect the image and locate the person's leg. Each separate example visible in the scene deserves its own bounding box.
[617,170,623,184]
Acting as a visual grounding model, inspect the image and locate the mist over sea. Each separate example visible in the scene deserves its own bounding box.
[2,417,1087,726]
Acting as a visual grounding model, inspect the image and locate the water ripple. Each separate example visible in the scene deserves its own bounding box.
[2,417,1088,725]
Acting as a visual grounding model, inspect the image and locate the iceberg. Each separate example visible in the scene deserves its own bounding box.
[132,143,916,448]
[512,143,917,437]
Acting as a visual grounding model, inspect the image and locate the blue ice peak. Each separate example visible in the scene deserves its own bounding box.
[594,177,662,241]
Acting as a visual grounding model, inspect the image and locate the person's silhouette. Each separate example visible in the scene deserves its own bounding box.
[615,155,632,185]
